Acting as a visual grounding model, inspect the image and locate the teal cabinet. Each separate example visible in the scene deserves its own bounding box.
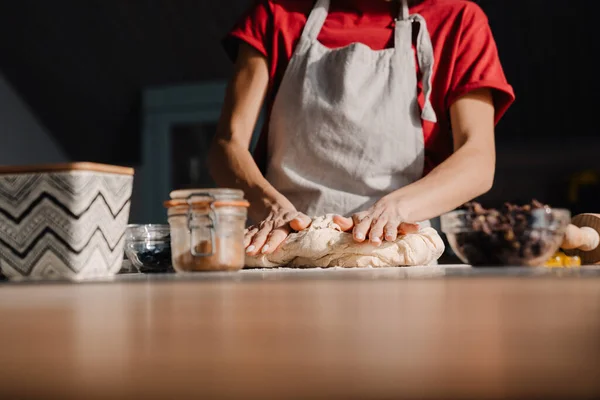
[135,82,262,223]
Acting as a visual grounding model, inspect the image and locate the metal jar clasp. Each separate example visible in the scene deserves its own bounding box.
[186,192,217,257]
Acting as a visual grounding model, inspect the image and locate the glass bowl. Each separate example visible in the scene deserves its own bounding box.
[124,224,174,274]
[440,208,570,267]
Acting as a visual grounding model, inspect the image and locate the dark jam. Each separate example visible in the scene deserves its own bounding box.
[135,241,175,274]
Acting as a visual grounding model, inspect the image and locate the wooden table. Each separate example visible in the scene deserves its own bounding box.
[1,266,600,399]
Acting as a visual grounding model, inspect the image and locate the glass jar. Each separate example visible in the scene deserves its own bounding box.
[164,189,249,272]
[124,224,174,274]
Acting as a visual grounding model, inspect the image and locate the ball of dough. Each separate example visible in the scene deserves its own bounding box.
[245,215,445,268]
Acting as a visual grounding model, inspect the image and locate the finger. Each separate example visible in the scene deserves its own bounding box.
[244,227,258,248]
[281,210,297,220]
[257,222,267,231]
[333,215,354,232]
[369,217,387,245]
[262,227,290,255]
[353,215,372,242]
[247,224,272,256]
[289,213,312,231]
[352,212,368,226]
[274,211,297,228]
[398,222,420,235]
[384,221,399,242]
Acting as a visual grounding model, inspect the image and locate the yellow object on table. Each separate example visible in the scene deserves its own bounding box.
[545,252,581,268]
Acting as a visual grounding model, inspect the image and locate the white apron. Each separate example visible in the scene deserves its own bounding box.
[266,0,437,221]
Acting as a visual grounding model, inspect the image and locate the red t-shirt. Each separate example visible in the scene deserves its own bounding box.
[224,0,515,175]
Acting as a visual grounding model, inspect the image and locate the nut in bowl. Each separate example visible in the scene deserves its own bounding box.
[441,201,570,267]
[124,224,174,274]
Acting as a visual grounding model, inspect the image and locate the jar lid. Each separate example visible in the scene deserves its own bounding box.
[169,188,244,201]
[163,199,249,209]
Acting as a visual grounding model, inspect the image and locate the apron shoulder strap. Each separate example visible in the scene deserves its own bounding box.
[414,14,437,123]
[396,0,437,123]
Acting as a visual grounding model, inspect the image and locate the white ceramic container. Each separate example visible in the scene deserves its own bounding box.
[0,162,134,280]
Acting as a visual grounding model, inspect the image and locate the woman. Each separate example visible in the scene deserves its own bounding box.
[209,0,514,256]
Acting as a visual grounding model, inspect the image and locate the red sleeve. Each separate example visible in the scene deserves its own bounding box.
[222,0,273,62]
[446,4,515,124]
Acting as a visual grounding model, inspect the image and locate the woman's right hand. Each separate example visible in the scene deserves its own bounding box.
[245,208,311,256]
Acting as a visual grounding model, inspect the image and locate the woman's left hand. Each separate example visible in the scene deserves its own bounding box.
[333,197,420,245]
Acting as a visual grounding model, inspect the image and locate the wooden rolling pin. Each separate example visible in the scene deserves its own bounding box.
[562,214,600,265]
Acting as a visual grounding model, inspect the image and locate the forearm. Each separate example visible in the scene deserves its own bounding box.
[209,139,293,222]
[387,88,497,223]
[388,142,495,223]
[208,42,294,223]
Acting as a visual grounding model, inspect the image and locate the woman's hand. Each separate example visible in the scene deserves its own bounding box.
[335,89,497,241]
[333,197,419,245]
[245,208,312,256]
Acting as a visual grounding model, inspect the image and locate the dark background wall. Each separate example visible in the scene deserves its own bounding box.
[0,0,251,165]
[0,0,598,214]
[0,72,67,164]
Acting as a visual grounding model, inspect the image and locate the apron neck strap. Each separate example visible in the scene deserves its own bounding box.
[301,0,437,123]
[399,0,410,21]
[304,0,412,41]
[301,0,330,42]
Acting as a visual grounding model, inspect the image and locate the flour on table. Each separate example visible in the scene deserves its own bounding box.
[245,215,445,268]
